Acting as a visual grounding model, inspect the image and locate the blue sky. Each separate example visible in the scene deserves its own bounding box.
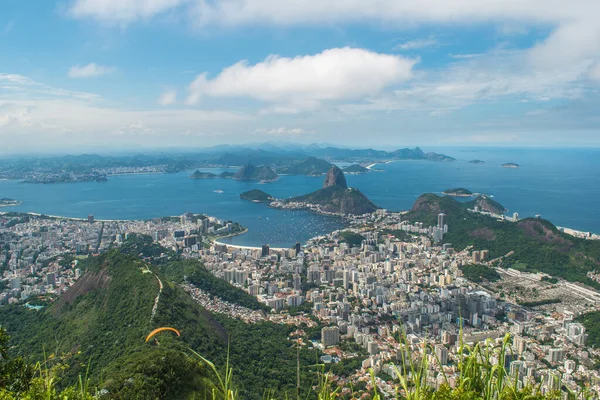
[1,0,600,153]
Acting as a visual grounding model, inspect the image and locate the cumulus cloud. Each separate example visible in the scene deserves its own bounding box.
[68,63,116,78]
[158,89,177,105]
[186,47,416,110]
[394,37,438,51]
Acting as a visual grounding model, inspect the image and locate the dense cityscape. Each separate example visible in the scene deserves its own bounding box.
[2,198,600,397]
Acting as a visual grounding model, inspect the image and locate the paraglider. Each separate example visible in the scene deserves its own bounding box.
[145,327,180,342]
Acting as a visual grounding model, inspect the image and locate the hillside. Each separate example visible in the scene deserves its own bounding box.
[288,166,379,215]
[0,251,225,397]
[233,164,278,181]
[0,249,323,398]
[279,157,332,175]
[405,194,600,288]
[240,189,274,203]
[466,195,507,214]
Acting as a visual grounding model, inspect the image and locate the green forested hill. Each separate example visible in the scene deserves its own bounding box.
[405,193,600,289]
[0,250,322,398]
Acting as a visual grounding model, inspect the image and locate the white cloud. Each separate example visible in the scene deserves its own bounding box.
[254,127,314,136]
[186,47,416,110]
[0,73,99,100]
[69,0,188,23]
[0,108,33,128]
[338,47,590,115]
[158,89,177,105]
[527,21,600,70]
[70,0,599,27]
[68,63,116,78]
[394,37,438,51]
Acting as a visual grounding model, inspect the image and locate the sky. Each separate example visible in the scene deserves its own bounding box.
[1,0,600,153]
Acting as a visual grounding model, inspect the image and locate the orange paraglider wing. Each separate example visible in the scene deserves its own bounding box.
[145,327,181,342]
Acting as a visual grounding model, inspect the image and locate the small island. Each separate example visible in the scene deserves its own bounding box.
[343,164,369,174]
[501,163,520,168]
[442,188,474,197]
[190,166,276,181]
[0,198,22,207]
[240,189,275,203]
[468,160,485,164]
[190,170,218,179]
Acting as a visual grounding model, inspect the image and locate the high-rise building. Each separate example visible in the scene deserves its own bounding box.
[514,336,527,355]
[513,212,519,221]
[261,244,270,257]
[437,213,446,229]
[435,344,448,365]
[87,214,95,224]
[367,341,379,355]
[472,251,481,264]
[295,242,301,254]
[10,277,20,290]
[547,348,565,363]
[46,273,56,286]
[321,327,340,347]
[292,274,302,291]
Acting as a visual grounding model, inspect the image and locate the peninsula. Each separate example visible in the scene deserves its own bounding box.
[276,166,379,215]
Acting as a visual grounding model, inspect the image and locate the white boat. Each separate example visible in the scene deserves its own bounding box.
[213,190,224,194]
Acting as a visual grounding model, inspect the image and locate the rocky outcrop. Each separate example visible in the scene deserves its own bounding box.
[323,166,348,189]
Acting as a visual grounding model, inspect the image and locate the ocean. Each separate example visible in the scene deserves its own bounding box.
[0,147,598,247]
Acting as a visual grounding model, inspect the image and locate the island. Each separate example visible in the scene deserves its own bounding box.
[233,164,278,181]
[501,163,520,168]
[0,198,22,207]
[442,188,474,197]
[343,164,369,174]
[190,165,277,181]
[273,166,379,215]
[468,159,485,164]
[240,189,274,203]
[190,170,218,179]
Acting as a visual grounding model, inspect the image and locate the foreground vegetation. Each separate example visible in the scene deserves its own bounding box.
[0,326,591,399]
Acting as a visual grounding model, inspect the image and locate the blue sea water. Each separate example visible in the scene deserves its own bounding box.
[0,147,599,247]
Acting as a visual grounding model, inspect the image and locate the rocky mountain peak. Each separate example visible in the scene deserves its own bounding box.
[323,166,348,189]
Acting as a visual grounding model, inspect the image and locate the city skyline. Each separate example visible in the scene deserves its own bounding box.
[1,1,600,152]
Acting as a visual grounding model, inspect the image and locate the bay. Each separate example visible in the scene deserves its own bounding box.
[0,146,599,247]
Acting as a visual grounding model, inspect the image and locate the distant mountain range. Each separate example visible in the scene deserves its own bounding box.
[0,143,454,181]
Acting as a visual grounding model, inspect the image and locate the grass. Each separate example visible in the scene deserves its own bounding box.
[0,326,595,399]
